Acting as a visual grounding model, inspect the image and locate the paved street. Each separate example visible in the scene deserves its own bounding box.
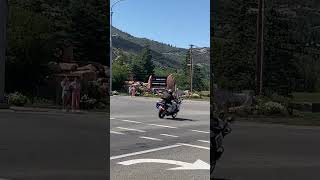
[110,96,210,180]
[0,110,108,180]
[214,122,320,180]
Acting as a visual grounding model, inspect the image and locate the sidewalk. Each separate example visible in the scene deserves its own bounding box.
[3,106,109,115]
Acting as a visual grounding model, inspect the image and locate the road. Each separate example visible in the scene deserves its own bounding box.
[213,121,320,180]
[0,110,108,180]
[110,96,210,180]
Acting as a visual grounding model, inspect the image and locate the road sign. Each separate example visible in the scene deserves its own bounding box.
[152,76,167,87]
[118,159,210,170]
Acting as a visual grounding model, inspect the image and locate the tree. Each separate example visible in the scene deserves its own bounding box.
[130,46,155,82]
[112,57,129,91]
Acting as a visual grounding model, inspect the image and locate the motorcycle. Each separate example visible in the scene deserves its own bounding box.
[210,112,234,177]
[156,98,182,119]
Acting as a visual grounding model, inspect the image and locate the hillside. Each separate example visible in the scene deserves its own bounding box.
[111,26,210,68]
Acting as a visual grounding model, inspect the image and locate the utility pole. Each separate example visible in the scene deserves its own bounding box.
[256,0,263,95]
[0,0,7,105]
[110,11,113,95]
[261,0,264,94]
[189,44,194,94]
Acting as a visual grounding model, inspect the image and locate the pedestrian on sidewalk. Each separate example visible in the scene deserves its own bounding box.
[71,76,81,112]
[129,85,132,96]
[131,85,136,97]
[61,76,71,112]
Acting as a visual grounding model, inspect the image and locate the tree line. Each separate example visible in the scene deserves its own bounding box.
[113,46,209,92]
[5,0,108,95]
[213,0,320,96]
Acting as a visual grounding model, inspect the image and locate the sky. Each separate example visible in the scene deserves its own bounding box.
[111,0,210,49]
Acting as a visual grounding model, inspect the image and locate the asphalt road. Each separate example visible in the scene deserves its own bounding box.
[0,110,108,180]
[110,96,210,180]
[214,122,320,180]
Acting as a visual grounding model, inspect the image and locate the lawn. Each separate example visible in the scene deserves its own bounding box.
[292,92,320,103]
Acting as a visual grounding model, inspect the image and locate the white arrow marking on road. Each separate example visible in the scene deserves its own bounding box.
[111,117,115,120]
[116,127,146,133]
[118,159,210,170]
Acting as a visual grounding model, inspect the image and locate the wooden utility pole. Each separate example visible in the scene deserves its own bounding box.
[0,0,7,104]
[189,44,194,94]
[256,0,263,95]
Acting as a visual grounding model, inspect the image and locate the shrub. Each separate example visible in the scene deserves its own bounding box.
[191,93,201,99]
[259,101,286,115]
[80,94,97,110]
[8,92,29,106]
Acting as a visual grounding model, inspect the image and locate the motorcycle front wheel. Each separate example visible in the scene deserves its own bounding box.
[159,110,165,119]
[172,113,177,119]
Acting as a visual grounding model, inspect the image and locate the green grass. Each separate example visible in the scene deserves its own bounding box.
[237,111,320,126]
[292,92,320,103]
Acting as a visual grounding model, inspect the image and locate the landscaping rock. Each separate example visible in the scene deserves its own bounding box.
[77,64,97,72]
[71,70,97,81]
[59,63,78,71]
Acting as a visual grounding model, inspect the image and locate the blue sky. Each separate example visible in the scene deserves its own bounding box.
[111,0,210,49]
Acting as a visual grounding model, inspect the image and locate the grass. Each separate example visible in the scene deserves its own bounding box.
[237,111,320,126]
[292,92,320,103]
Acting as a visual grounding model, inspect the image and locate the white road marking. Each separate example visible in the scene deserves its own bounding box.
[190,129,210,134]
[118,159,210,170]
[110,117,115,120]
[140,136,162,141]
[160,134,179,138]
[116,127,146,133]
[178,143,210,150]
[148,124,177,129]
[121,120,143,124]
[110,131,124,135]
[110,144,182,160]
[197,140,210,144]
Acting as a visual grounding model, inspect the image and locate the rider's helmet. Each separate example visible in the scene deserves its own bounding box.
[168,89,173,95]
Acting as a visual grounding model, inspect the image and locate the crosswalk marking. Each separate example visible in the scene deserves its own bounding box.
[160,134,179,138]
[148,124,177,129]
[197,140,210,143]
[122,120,143,124]
[139,136,162,141]
[190,129,210,134]
[116,127,146,133]
[110,131,124,135]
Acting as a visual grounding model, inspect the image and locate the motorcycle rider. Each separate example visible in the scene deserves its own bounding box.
[162,89,178,113]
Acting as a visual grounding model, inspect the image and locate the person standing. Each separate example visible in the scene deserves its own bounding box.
[61,76,71,112]
[129,85,132,97]
[131,85,136,97]
[71,76,81,112]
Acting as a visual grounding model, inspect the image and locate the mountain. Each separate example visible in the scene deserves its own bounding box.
[111,26,210,68]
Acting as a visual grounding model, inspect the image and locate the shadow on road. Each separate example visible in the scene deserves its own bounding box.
[165,117,198,121]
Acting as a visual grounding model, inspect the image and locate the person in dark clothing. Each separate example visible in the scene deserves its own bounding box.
[161,89,177,113]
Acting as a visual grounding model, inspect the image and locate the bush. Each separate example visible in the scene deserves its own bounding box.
[259,101,286,115]
[80,94,97,110]
[191,93,201,99]
[8,92,29,106]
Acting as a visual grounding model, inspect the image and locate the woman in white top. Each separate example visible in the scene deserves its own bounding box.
[61,76,71,112]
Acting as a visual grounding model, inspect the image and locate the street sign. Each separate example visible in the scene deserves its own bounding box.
[118,159,210,170]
